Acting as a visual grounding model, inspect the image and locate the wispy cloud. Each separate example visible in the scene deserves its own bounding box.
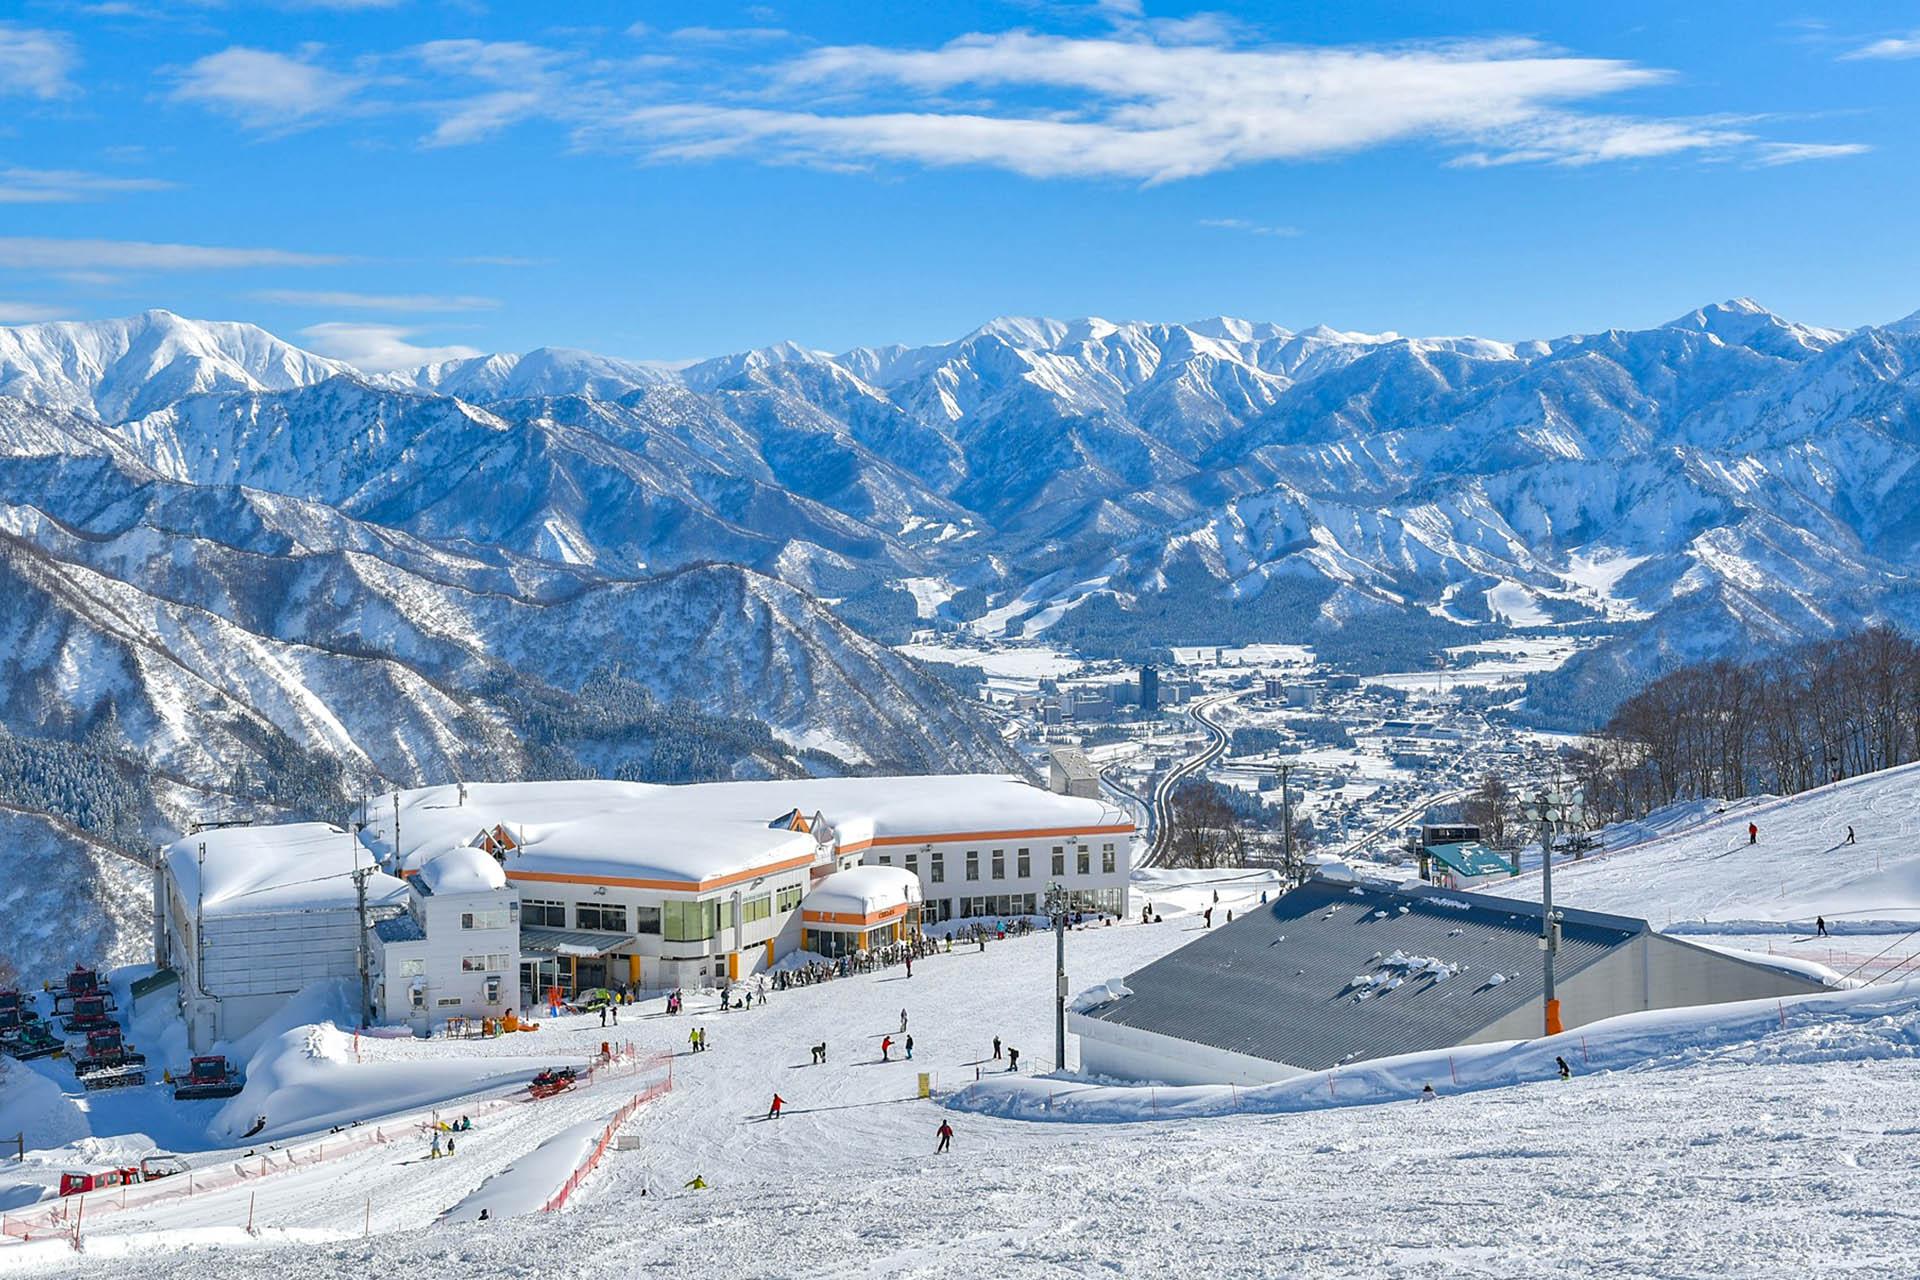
[1752,141,1873,165]
[170,47,366,124]
[669,26,791,43]
[0,237,345,271]
[1839,31,1920,60]
[0,167,176,204]
[0,23,78,99]
[251,288,498,311]
[0,300,69,324]
[1199,217,1302,237]
[297,321,482,371]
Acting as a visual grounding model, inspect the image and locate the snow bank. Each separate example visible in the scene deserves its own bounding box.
[1067,979,1132,1014]
[441,1114,608,1223]
[950,977,1920,1124]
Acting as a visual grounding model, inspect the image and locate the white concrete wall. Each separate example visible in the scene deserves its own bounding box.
[1069,1011,1305,1087]
[868,832,1131,923]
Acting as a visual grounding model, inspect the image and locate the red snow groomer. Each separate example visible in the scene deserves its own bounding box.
[172,1055,244,1100]
[60,993,116,1034]
[51,967,115,1016]
[59,1155,187,1198]
[71,1027,146,1090]
[0,990,38,1023]
[528,1066,577,1099]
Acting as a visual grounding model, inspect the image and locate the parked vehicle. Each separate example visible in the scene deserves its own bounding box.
[172,1055,244,1100]
[60,994,116,1034]
[70,1027,146,1090]
[50,967,115,1016]
[528,1066,577,1098]
[4,1022,62,1060]
[58,1155,187,1197]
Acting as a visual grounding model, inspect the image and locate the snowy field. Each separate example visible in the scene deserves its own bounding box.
[9,772,1920,1276]
[894,641,1082,678]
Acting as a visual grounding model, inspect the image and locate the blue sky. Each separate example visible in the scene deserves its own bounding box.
[2,1,1917,366]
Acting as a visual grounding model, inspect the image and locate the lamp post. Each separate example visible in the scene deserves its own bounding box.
[1046,882,1068,1071]
[1522,783,1584,1037]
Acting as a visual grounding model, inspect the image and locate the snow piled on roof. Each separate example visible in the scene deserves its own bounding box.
[366,777,1127,888]
[165,822,406,916]
[419,845,507,896]
[804,865,923,918]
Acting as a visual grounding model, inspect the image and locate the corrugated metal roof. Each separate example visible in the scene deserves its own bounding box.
[1429,842,1515,877]
[1080,876,1645,1072]
[373,914,425,943]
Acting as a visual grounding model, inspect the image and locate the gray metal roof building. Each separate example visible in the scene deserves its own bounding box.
[1072,875,1828,1086]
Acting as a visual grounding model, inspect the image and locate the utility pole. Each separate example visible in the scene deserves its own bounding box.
[353,826,373,1029]
[1276,762,1294,886]
[393,794,401,862]
[1046,882,1068,1071]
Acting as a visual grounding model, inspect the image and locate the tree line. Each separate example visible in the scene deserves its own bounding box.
[1567,625,1920,825]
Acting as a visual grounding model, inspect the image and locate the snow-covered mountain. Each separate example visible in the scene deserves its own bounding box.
[5,299,1920,843]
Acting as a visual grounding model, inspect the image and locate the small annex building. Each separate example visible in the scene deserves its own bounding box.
[156,823,408,1053]
[1071,874,1830,1086]
[1426,841,1516,888]
[799,865,923,959]
[369,845,521,1032]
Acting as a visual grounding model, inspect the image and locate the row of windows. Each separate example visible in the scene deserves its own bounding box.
[879,842,1119,883]
[460,908,510,931]
[461,953,510,972]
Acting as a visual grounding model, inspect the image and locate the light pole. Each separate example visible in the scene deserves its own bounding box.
[1046,882,1068,1071]
[1522,783,1583,1037]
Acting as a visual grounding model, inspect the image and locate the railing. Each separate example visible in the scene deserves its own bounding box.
[540,1071,672,1214]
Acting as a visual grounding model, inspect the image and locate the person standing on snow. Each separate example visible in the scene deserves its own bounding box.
[1556,1056,1571,1080]
[430,1132,443,1160]
[905,1034,914,1060]
[600,1006,607,1028]
[936,1120,953,1153]
[1203,907,1213,929]
[1749,822,1759,846]
[1007,1046,1020,1072]
[900,1008,909,1033]
[1817,916,1830,938]
[1846,826,1856,845]
[881,1035,893,1062]
[905,956,913,978]
[992,1035,1002,1060]
[766,1094,784,1120]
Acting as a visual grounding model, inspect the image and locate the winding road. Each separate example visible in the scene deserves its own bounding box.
[1143,690,1241,867]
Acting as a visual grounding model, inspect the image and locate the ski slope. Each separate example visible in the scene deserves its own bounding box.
[1485,761,1920,935]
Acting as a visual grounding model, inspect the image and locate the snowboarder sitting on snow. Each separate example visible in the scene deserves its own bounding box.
[1419,1084,1437,1102]
[684,1174,708,1190]
[1556,1056,1571,1080]
[935,1120,953,1153]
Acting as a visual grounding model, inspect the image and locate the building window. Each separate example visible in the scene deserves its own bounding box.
[410,986,426,1011]
[930,853,944,884]
[663,899,718,942]
[1077,849,1090,875]
[400,958,426,978]
[906,853,919,876]
[991,850,1005,880]
[576,903,629,932]
[1102,843,1116,874]
[523,899,566,928]
[878,854,891,866]
[1017,848,1031,879]
[461,908,509,931]
[635,905,662,935]
[1051,847,1065,877]
[966,851,980,881]
[742,894,772,925]
[462,954,508,972]
[484,976,501,1004]
[776,884,804,913]
[438,997,462,1008]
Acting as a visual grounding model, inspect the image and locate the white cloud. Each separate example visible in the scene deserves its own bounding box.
[669,26,791,43]
[1752,141,1874,165]
[170,47,365,123]
[0,237,345,270]
[1840,32,1920,60]
[252,288,497,311]
[0,167,176,204]
[297,321,483,371]
[0,23,78,99]
[609,32,1848,181]
[0,301,69,323]
[1199,217,1302,237]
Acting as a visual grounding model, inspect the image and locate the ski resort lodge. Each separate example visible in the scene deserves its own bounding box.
[1071,874,1829,1086]
[155,823,408,1052]
[362,774,1131,999]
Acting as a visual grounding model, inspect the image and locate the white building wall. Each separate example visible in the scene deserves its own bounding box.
[1070,1012,1304,1087]
[864,832,1131,924]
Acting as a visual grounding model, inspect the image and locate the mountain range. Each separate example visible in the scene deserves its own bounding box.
[4,299,1919,856]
